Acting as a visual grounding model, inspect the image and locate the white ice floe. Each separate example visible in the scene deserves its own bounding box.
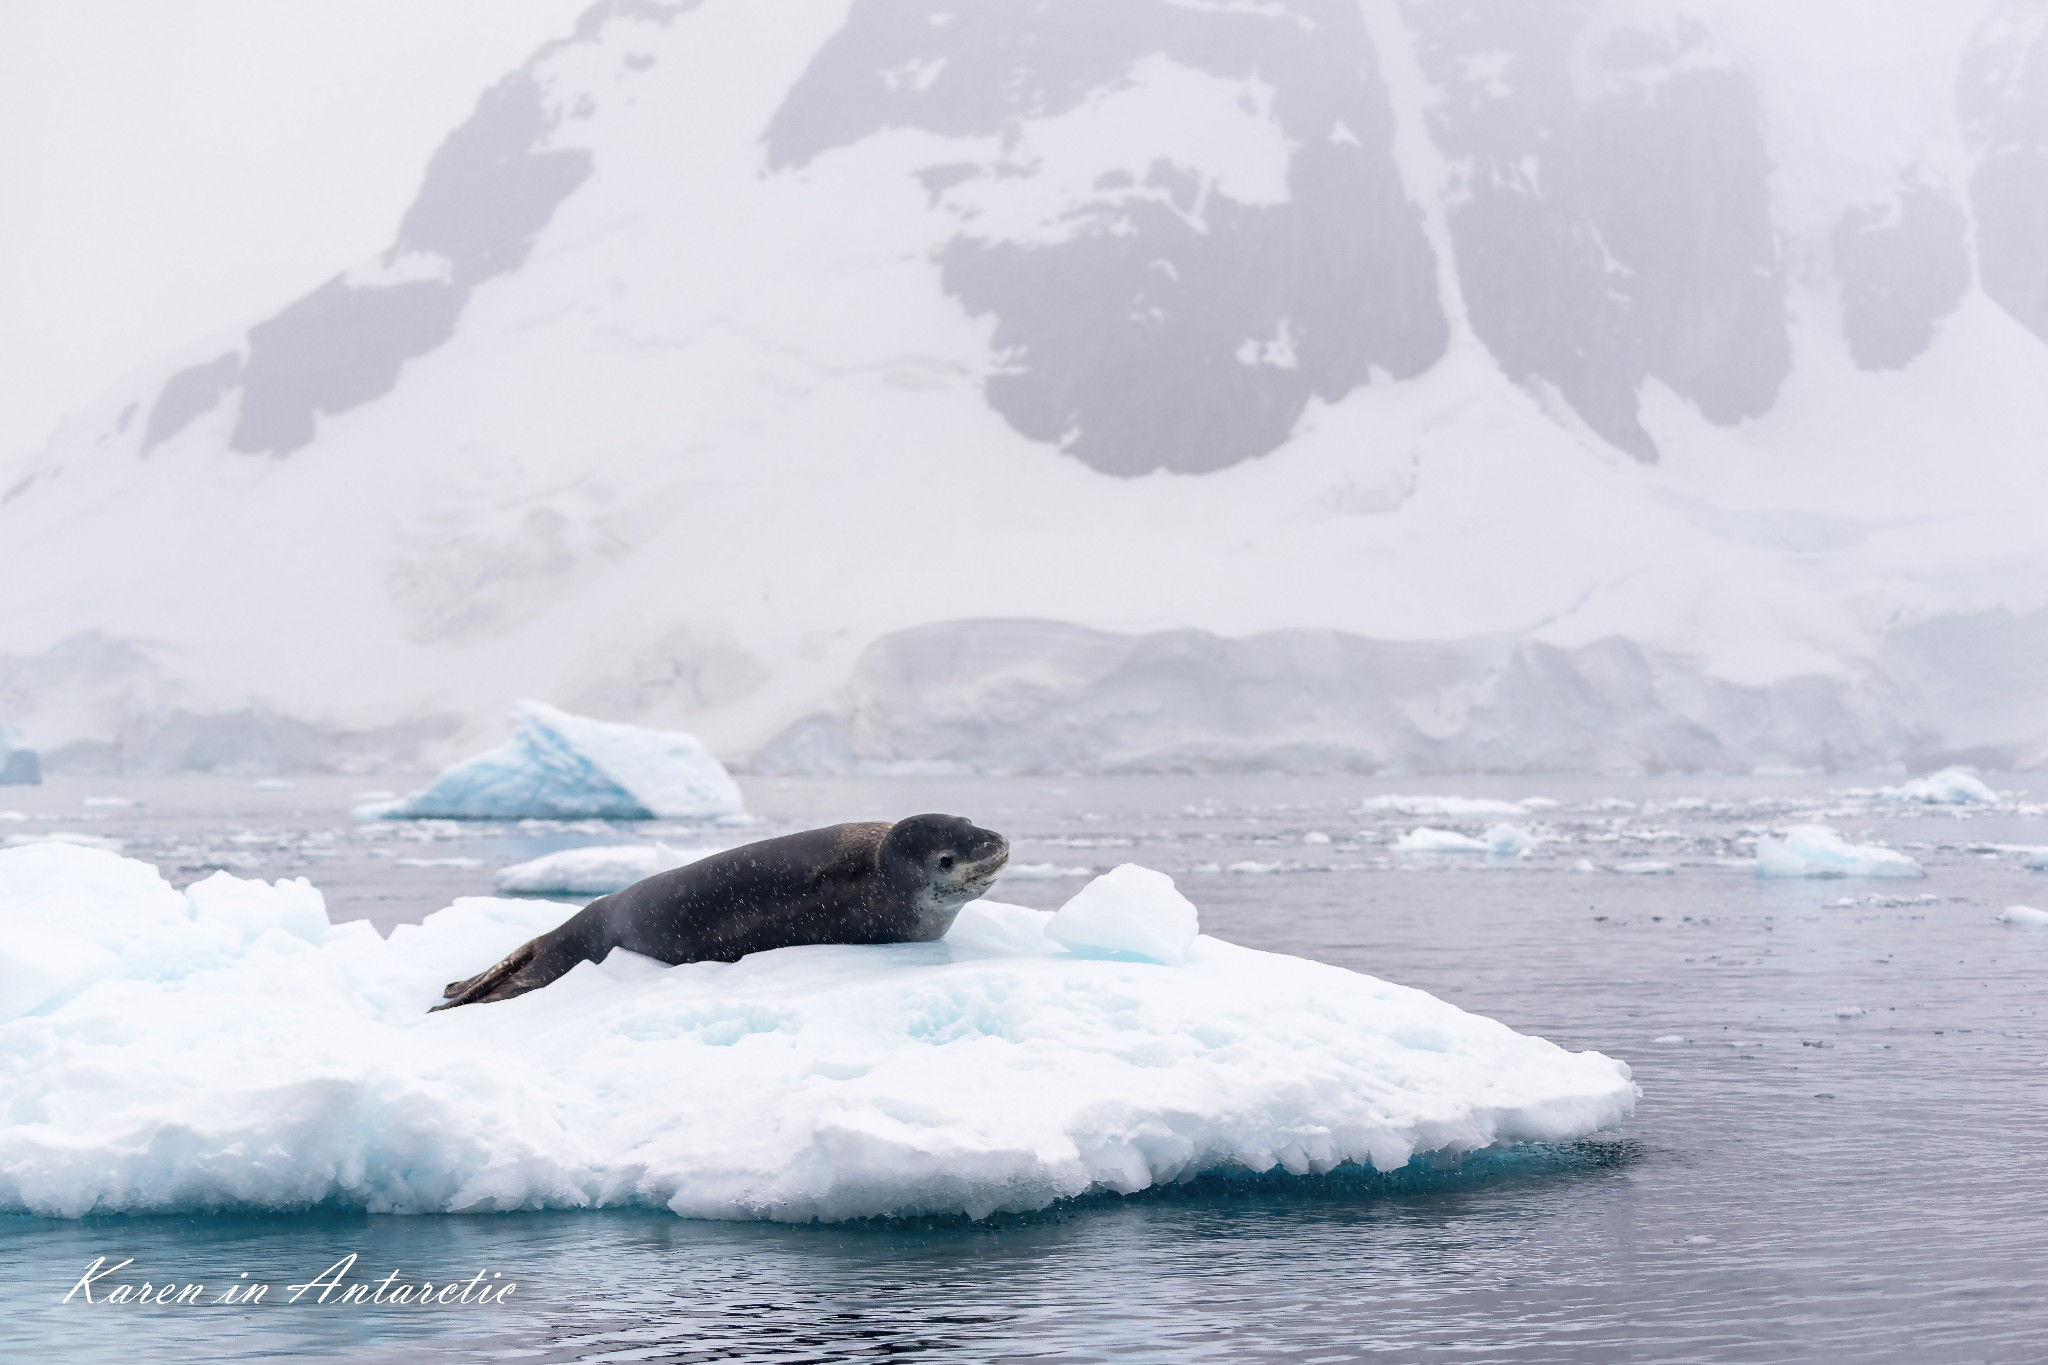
[1302,831,1332,845]
[360,701,745,822]
[1394,826,1489,854]
[1995,905,2048,928]
[1483,824,1537,856]
[1610,860,1674,876]
[0,846,1636,1222]
[1363,795,1530,818]
[1882,768,1997,805]
[2024,850,2048,871]
[1394,824,1534,856]
[494,843,720,896]
[1755,826,1925,879]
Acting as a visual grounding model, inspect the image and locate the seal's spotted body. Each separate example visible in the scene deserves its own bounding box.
[432,814,1008,1010]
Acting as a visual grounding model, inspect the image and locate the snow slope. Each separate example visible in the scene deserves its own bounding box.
[2,0,2045,774]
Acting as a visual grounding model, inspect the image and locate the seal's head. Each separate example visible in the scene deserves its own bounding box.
[881,813,1010,937]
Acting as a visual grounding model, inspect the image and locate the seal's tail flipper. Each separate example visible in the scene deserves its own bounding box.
[430,939,540,1012]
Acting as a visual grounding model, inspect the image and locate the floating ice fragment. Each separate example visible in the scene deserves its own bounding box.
[2024,850,2048,871]
[1654,1034,1687,1043]
[251,778,297,791]
[81,796,139,809]
[1394,826,1489,854]
[494,843,720,895]
[393,856,486,870]
[1227,860,1282,875]
[1832,1006,1866,1019]
[1483,823,1536,856]
[0,850,1637,1221]
[1611,860,1674,875]
[1756,826,1924,879]
[1046,864,1200,964]
[1995,905,2048,928]
[1883,768,1996,805]
[361,701,744,821]
[1302,831,1332,845]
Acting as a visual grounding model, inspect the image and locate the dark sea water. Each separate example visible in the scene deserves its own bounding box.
[3,772,2046,1362]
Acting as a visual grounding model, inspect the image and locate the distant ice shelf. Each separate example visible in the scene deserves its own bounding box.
[1755,826,1926,879]
[0,845,1636,1223]
[360,701,745,822]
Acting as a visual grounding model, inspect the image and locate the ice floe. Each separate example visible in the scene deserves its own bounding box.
[1995,905,2048,928]
[1363,795,1531,818]
[493,843,719,896]
[1394,824,1534,856]
[1755,826,1925,879]
[1882,768,1997,805]
[0,846,1636,1222]
[360,701,745,821]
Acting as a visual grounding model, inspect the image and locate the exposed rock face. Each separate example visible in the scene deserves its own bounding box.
[769,0,1448,476]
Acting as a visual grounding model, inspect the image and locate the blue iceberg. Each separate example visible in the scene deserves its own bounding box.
[0,724,39,786]
[361,701,744,821]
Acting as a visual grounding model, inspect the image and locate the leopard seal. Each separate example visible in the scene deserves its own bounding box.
[431,813,1009,1010]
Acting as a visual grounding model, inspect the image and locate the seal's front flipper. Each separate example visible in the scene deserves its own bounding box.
[429,940,537,1012]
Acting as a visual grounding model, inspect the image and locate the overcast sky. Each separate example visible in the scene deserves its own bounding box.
[0,0,586,463]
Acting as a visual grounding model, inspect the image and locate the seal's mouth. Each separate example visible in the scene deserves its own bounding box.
[958,839,1010,888]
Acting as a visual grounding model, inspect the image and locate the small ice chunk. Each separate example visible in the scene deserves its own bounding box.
[1227,860,1282,875]
[251,778,297,791]
[1046,864,1200,964]
[1883,768,1996,805]
[393,856,486,869]
[363,701,744,821]
[1394,826,1489,854]
[1574,859,1597,873]
[2024,849,2048,871]
[1302,831,1332,845]
[81,796,140,809]
[1832,1006,1865,1019]
[1484,823,1536,856]
[1756,826,1924,879]
[1611,860,1674,875]
[494,843,719,895]
[1996,905,2048,928]
[1654,1034,1687,1043]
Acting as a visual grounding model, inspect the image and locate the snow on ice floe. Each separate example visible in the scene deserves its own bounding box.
[1996,905,2048,928]
[0,846,1636,1223]
[1882,769,1998,805]
[359,701,745,822]
[493,843,721,896]
[1755,826,1925,879]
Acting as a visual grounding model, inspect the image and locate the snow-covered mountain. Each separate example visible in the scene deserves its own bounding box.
[3,0,2046,775]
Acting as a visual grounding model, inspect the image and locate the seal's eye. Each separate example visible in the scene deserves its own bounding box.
[939,855,955,870]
